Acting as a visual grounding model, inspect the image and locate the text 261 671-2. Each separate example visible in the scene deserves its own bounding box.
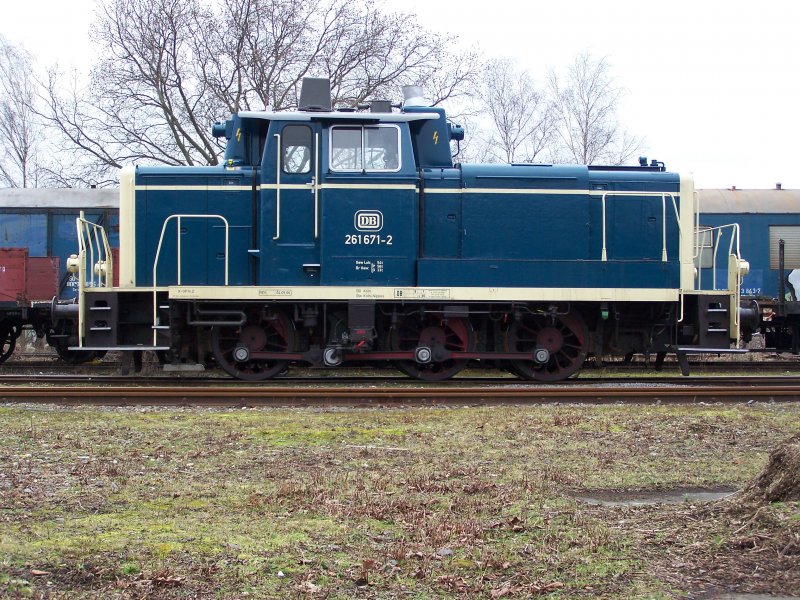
[345,234,393,246]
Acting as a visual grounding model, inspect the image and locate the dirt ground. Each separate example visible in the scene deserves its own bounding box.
[0,401,798,599]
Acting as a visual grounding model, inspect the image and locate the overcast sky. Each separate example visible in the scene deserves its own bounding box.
[4,0,799,189]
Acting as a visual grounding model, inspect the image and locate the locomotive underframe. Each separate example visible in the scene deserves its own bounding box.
[73,287,737,380]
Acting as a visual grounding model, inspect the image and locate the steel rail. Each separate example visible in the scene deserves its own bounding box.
[3,374,800,386]
[2,383,799,404]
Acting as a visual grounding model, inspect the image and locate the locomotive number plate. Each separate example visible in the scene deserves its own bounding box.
[344,234,393,246]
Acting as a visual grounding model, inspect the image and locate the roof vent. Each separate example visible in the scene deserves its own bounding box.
[402,85,429,107]
[298,78,332,112]
[370,100,392,113]
[777,182,783,190]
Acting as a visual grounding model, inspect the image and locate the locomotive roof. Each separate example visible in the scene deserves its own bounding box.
[0,187,118,209]
[236,110,441,122]
[699,188,800,214]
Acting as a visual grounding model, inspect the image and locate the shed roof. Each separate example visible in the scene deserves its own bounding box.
[698,188,800,214]
[0,188,118,209]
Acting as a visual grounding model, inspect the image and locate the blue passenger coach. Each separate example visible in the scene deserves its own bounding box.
[699,187,800,351]
[64,78,749,380]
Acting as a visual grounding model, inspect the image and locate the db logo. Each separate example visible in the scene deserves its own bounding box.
[355,210,383,232]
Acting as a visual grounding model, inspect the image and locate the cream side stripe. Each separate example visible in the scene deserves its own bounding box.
[426,188,679,197]
[133,184,677,197]
[166,285,683,303]
[134,184,418,192]
[135,185,254,192]
[320,183,416,190]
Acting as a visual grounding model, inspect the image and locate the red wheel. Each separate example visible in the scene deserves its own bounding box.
[211,309,295,380]
[391,314,474,381]
[506,311,588,381]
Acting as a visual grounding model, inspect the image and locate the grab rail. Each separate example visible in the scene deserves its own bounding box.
[76,212,114,289]
[695,222,744,331]
[694,223,742,290]
[151,214,230,345]
[273,133,281,240]
[73,212,114,347]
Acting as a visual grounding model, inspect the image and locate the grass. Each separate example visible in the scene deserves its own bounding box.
[0,402,798,598]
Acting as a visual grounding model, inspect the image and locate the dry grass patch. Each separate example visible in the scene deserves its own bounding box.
[0,402,798,598]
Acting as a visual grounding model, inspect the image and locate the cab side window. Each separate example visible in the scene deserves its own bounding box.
[365,126,399,170]
[330,125,400,172]
[282,125,312,174]
[330,127,362,171]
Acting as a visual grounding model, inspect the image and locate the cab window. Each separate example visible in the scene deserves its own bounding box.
[330,124,400,172]
[282,125,312,174]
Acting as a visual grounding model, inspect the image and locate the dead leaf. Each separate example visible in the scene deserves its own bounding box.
[491,583,514,597]
[150,575,183,587]
[544,582,565,590]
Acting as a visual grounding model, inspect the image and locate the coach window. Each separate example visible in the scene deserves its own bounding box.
[282,125,312,174]
[330,125,401,172]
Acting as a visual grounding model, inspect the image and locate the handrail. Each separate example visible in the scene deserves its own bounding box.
[314,132,320,239]
[694,190,701,262]
[151,214,230,345]
[273,133,281,240]
[696,223,741,290]
[76,212,114,289]
[695,222,743,331]
[73,212,114,347]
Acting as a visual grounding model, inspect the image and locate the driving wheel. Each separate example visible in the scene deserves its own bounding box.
[211,309,294,380]
[506,311,588,381]
[391,314,474,381]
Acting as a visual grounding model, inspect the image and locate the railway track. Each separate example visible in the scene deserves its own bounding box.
[5,357,800,372]
[2,373,800,386]
[2,377,800,404]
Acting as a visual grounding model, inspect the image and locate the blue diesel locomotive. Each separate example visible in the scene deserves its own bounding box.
[60,79,749,380]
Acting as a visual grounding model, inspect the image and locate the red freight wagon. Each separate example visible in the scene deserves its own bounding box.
[1,248,60,364]
[26,257,60,302]
[0,248,59,305]
[0,248,28,306]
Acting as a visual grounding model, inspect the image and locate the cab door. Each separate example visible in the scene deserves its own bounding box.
[259,122,321,285]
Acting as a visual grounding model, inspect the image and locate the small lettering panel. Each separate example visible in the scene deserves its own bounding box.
[394,288,451,300]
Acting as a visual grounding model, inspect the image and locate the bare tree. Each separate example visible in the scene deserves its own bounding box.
[478,59,553,163]
[0,37,42,187]
[548,52,643,165]
[40,0,481,184]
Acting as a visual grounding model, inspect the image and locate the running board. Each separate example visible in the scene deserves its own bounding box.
[69,346,170,351]
[673,347,748,354]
